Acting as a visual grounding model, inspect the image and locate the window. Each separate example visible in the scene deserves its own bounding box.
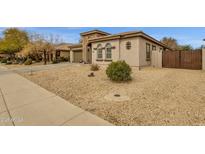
[152,45,156,51]
[160,48,163,52]
[97,44,103,59]
[146,43,151,61]
[105,43,112,59]
[126,41,131,50]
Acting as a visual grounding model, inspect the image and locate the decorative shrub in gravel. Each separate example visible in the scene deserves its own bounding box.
[1,58,7,63]
[59,57,69,62]
[106,61,132,81]
[24,58,32,65]
[90,64,100,71]
[6,61,12,65]
[64,57,69,62]
[52,59,59,64]
[13,60,19,64]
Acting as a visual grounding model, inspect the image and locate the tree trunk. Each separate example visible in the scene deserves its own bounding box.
[43,50,47,65]
[47,53,50,62]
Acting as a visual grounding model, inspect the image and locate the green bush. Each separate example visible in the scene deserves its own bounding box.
[90,64,100,71]
[1,58,7,63]
[24,58,32,65]
[6,61,12,65]
[106,61,132,81]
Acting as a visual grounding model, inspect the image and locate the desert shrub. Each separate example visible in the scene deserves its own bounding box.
[13,60,19,64]
[35,59,41,63]
[90,64,100,71]
[59,57,69,62]
[64,57,69,62]
[6,61,12,65]
[59,57,63,62]
[24,58,32,65]
[52,59,59,64]
[16,57,25,64]
[59,57,66,62]
[106,61,132,81]
[1,58,7,63]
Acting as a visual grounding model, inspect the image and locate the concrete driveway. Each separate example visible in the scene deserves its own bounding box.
[0,65,112,126]
[8,62,82,73]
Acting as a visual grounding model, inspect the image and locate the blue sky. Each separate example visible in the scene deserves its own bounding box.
[0,27,205,48]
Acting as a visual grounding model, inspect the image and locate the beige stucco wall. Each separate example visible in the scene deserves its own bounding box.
[202,48,205,70]
[151,49,162,68]
[60,51,70,58]
[70,50,73,63]
[91,36,164,68]
[138,37,164,67]
[92,39,120,65]
[120,37,139,67]
[82,33,107,62]
[91,38,140,67]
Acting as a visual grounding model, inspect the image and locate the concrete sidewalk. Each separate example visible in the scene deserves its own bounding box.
[0,66,112,126]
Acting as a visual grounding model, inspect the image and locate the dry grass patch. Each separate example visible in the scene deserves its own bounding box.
[20,65,205,125]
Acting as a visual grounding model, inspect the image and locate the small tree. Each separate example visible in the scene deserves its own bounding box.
[42,42,55,65]
[161,37,178,50]
[178,45,193,51]
[21,42,42,61]
[21,33,56,64]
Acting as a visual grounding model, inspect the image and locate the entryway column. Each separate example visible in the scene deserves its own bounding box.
[70,49,73,63]
[202,48,205,70]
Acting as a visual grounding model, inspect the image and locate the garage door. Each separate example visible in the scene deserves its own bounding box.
[73,51,83,63]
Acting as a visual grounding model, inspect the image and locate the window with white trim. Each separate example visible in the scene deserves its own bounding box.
[97,44,103,59]
[105,43,112,59]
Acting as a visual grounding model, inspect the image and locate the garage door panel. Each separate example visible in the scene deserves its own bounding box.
[73,51,82,63]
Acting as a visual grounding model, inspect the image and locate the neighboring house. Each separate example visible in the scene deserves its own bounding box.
[54,30,168,68]
[55,43,74,61]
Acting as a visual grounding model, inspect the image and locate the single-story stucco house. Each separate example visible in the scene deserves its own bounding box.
[54,30,169,68]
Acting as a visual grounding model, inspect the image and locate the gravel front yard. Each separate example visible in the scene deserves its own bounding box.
[20,65,205,125]
[4,62,46,69]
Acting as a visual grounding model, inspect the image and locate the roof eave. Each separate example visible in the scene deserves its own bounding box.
[87,31,170,50]
[88,35,121,43]
[80,30,110,36]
